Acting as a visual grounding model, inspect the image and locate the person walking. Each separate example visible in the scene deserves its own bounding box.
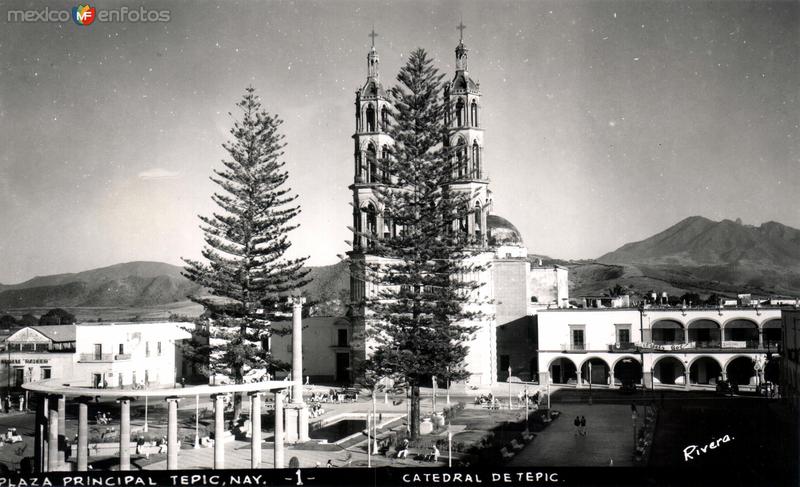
[573,416,580,437]
[580,415,587,436]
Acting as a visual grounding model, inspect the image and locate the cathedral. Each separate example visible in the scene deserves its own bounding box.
[347,29,569,388]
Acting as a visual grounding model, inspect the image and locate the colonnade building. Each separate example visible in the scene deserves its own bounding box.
[536,306,784,389]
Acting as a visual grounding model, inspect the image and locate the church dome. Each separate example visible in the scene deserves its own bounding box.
[487,215,524,247]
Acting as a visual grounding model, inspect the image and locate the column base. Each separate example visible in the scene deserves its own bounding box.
[284,407,299,444]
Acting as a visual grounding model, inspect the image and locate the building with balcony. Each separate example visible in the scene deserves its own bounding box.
[0,321,191,390]
[535,306,784,389]
[781,309,800,412]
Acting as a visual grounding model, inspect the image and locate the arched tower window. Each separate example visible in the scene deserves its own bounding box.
[381,107,389,131]
[459,205,469,237]
[366,104,376,132]
[456,98,465,127]
[381,146,390,182]
[365,204,377,249]
[367,143,377,183]
[355,152,363,182]
[472,141,480,179]
[456,139,466,179]
[474,202,482,238]
[470,100,479,127]
[383,211,393,240]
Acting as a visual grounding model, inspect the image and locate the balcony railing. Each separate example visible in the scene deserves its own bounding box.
[561,343,586,352]
[609,342,638,352]
[79,353,114,362]
[114,353,132,360]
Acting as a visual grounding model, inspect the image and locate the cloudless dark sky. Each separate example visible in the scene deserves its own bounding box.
[0,0,797,283]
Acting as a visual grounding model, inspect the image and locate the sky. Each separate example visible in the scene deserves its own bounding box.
[0,0,797,284]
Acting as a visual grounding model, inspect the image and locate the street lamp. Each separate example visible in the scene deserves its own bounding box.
[507,366,512,410]
[432,375,437,414]
[632,407,638,452]
[588,362,593,406]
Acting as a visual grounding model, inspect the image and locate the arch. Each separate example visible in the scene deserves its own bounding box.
[380,145,390,182]
[380,106,389,131]
[687,319,721,348]
[652,355,686,385]
[579,357,611,385]
[456,98,465,126]
[455,138,467,179]
[471,140,480,178]
[688,356,723,385]
[473,202,482,238]
[651,319,685,345]
[726,356,756,386]
[548,356,578,385]
[723,319,759,347]
[762,319,782,349]
[470,100,479,127]
[366,104,376,132]
[364,203,378,249]
[366,143,377,184]
[613,356,642,386]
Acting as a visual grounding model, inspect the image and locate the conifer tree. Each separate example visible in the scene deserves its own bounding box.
[356,49,488,439]
[183,87,310,418]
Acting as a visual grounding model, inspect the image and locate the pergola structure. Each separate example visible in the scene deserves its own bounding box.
[23,380,298,472]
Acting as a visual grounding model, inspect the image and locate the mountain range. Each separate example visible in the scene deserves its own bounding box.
[2,216,799,315]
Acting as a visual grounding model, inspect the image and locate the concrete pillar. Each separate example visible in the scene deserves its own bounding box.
[118,398,131,471]
[77,400,89,471]
[35,395,48,472]
[609,372,616,389]
[575,371,583,389]
[759,329,764,349]
[48,404,59,471]
[57,395,66,463]
[538,371,549,386]
[250,393,261,468]
[722,370,728,381]
[643,371,653,389]
[166,397,179,470]
[297,405,309,443]
[274,391,285,469]
[213,394,225,470]
[284,407,298,443]
[291,296,305,403]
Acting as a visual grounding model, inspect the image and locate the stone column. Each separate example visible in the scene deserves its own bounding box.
[57,395,66,463]
[35,395,48,472]
[538,371,549,386]
[77,398,90,471]
[297,405,309,443]
[166,397,180,470]
[284,407,298,443]
[48,403,59,472]
[118,398,131,471]
[290,296,305,404]
[609,372,616,389]
[643,370,653,389]
[575,371,583,389]
[213,394,225,470]
[274,391,285,469]
[250,393,261,468]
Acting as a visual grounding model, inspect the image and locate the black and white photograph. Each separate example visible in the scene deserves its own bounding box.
[0,1,798,486]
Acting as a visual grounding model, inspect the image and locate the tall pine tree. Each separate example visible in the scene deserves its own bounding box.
[356,49,488,439]
[183,87,310,419]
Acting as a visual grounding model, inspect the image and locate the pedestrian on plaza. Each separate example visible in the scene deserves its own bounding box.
[580,416,587,436]
[326,459,334,468]
[573,416,580,437]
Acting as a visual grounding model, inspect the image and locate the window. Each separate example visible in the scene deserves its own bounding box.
[365,204,377,249]
[618,329,630,344]
[367,144,377,183]
[474,203,482,237]
[381,107,389,130]
[472,141,480,178]
[570,327,585,350]
[366,104,376,132]
[119,344,124,354]
[470,100,479,126]
[337,329,348,347]
[94,344,102,360]
[500,355,510,373]
[456,98,465,126]
[41,368,51,380]
[145,342,150,357]
[157,341,162,356]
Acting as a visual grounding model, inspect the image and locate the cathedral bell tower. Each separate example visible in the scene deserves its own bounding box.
[444,22,490,247]
[348,30,394,379]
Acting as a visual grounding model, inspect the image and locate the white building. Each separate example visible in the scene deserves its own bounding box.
[0,322,191,390]
[536,306,784,389]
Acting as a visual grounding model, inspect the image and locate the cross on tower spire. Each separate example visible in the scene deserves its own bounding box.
[457,20,466,42]
[369,27,378,47]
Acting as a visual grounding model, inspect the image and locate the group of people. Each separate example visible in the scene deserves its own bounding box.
[573,415,588,437]
[1,395,24,413]
[474,393,496,406]
[308,403,325,418]
[96,412,111,425]
[395,438,440,462]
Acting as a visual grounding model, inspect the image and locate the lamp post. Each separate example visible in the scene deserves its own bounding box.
[194,394,200,448]
[632,408,638,452]
[588,363,593,406]
[524,384,529,430]
[507,366,512,410]
[144,395,149,432]
[432,376,437,414]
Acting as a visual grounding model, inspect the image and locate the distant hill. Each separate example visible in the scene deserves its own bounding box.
[579,216,800,297]
[0,262,203,309]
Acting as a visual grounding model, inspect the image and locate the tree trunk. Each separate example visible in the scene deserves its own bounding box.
[410,385,421,440]
[233,392,243,422]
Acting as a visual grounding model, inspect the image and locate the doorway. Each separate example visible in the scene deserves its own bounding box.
[335,353,350,383]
